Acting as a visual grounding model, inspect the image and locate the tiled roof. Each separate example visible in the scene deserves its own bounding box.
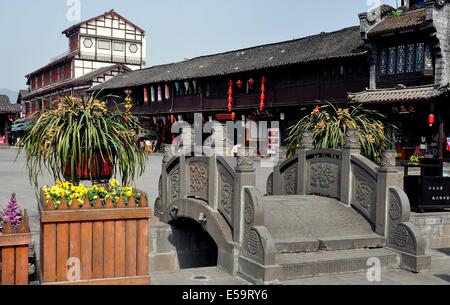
[91,26,366,91]
[348,84,448,104]
[23,65,130,100]
[368,8,428,36]
[62,9,145,35]
[0,95,21,113]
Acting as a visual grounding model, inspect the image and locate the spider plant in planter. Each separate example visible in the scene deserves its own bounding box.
[19,95,146,188]
[286,102,395,164]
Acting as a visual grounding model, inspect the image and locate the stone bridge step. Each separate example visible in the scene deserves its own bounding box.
[261,195,376,241]
[274,234,385,254]
[271,248,400,282]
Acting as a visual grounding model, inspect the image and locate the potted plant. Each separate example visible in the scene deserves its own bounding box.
[286,102,395,164]
[19,95,151,285]
[0,194,32,285]
[19,95,146,186]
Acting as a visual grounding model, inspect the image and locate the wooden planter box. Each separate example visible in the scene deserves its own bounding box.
[0,211,32,285]
[39,192,152,285]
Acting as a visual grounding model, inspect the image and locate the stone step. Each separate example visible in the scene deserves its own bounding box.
[273,248,399,282]
[274,234,386,254]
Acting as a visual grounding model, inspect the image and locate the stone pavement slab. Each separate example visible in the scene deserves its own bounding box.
[262,196,376,240]
[151,267,250,285]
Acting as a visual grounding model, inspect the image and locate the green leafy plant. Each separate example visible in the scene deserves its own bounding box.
[392,9,403,17]
[19,95,146,188]
[286,102,394,164]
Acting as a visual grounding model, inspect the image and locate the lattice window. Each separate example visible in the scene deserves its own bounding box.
[380,48,387,76]
[388,47,396,75]
[406,44,415,73]
[424,43,433,73]
[416,42,425,72]
[397,45,406,74]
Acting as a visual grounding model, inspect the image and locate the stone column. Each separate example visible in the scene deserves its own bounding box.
[233,150,256,244]
[376,150,398,236]
[296,131,315,195]
[341,129,361,206]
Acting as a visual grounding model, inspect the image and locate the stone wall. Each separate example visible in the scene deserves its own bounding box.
[428,1,450,86]
[411,212,450,249]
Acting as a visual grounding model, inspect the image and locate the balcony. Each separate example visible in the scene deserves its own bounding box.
[79,52,142,66]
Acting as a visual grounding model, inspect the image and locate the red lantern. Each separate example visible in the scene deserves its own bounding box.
[260,77,266,111]
[236,80,243,89]
[428,114,435,127]
[170,115,175,124]
[248,78,255,90]
[231,112,236,121]
[227,80,233,112]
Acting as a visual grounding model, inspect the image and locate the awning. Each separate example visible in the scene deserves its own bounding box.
[11,121,33,132]
[348,84,449,104]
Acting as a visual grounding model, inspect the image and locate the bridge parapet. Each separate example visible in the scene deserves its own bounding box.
[266,129,430,272]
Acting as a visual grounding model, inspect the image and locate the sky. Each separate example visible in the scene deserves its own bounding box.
[0,0,399,91]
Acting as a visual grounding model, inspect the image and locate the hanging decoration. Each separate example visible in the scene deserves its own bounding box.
[247,78,255,91]
[184,81,190,94]
[124,89,133,114]
[157,85,163,102]
[144,87,149,104]
[170,115,175,124]
[165,84,171,100]
[152,116,158,125]
[227,80,233,112]
[231,112,236,121]
[150,86,156,102]
[259,76,266,111]
[192,80,198,93]
[428,114,435,127]
[175,82,181,95]
[236,80,243,89]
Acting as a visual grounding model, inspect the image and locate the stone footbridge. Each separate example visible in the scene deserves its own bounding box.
[154,130,431,284]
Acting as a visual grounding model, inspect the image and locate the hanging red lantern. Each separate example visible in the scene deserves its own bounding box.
[260,77,266,111]
[231,112,236,121]
[227,80,233,112]
[236,80,243,89]
[428,114,435,127]
[170,115,175,124]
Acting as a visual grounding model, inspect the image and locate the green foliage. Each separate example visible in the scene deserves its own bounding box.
[392,9,403,17]
[286,102,394,164]
[19,95,146,189]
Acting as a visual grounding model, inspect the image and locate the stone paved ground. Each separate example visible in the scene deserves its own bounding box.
[152,249,450,285]
[1,147,449,285]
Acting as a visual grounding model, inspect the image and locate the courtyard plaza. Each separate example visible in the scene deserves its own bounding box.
[0,145,449,285]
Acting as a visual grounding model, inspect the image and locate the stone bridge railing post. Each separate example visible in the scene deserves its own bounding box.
[296,131,314,195]
[376,150,399,236]
[341,128,361,206]
[233,150,256,244]
[161,144,175,209]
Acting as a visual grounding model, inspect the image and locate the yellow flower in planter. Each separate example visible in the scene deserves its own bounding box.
[109,178,119,188]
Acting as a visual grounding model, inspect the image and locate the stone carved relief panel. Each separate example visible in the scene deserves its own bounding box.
[282,166,297,195]
[188,162,209,201]
[387,189,417,254]
[218,170,234,224]
[169,167,181,202]
[307,161,340,198]
[352,166,377,222]
[242,189,265,264]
